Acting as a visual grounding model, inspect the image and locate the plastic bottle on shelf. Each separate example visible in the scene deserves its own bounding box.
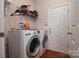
[24,23,30,30]
[15,24,19,30]
[19,23,24,30]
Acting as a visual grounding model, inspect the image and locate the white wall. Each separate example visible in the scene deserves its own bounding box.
[4,0,35,36]
[5,0,69,36]
[34,0,68,30]
[34,0,48,30]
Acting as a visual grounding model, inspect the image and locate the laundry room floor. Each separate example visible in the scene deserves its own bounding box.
[40,49,70,58]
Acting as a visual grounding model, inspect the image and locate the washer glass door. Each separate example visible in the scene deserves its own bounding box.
[26,35,40,58]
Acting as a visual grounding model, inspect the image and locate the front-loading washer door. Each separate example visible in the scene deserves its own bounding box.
[42,34,48,48]
[26,35,40,58]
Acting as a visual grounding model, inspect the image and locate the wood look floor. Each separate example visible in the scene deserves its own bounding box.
[40,49,70,58]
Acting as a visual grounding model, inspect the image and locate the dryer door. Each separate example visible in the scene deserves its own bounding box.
[42,33,48,49]
[26,35,40,58]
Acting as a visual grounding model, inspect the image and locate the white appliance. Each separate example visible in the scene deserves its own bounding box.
[39,30,48,56]
[8,30,41,58]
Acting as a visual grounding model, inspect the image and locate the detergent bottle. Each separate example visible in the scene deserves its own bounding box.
[15,24,19,31]
[19,23,24,30]
[24,23,30,30]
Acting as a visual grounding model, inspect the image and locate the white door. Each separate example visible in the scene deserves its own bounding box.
[48,5,69,53]
[0,0,5,58]
[69,0,79,57]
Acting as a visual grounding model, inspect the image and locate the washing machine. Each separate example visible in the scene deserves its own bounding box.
[39,30,48,56]
[8,30,41,58]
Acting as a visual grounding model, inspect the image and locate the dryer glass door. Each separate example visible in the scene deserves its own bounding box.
[42,34,48,48]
